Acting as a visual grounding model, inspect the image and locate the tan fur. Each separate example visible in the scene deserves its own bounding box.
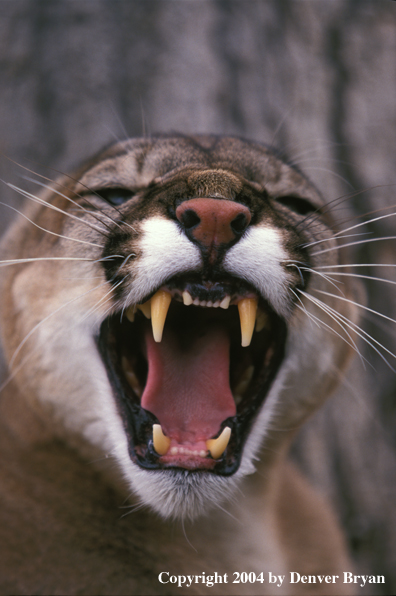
[0,135,357,594]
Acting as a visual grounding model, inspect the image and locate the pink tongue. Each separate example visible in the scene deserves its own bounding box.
[141,323,236,443]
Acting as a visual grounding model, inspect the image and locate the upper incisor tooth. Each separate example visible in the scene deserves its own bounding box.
[151,290,172,342]
[206,427,231,460]
[137,301,151,319]
[126,305,136,322]
[238,297,258,347]
[182,291,193,306]
[152,424,171,456]
[220,296,231,309]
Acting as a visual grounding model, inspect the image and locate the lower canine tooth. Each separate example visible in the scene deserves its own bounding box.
[152,424,171,456]
[238,298,258,347]
[151,290,172,342]
[206,427,231,460]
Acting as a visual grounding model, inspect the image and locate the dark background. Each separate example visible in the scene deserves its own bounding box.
[0,1,395,593]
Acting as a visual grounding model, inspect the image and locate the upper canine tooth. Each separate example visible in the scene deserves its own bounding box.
[238,298,258,347]
[182,291,193,306]
[152,424,171,456]
[151,290,172,342]
[220,296,231,309]
[206,427,231,460]
[126,305,136,323]
[137,301,151,319]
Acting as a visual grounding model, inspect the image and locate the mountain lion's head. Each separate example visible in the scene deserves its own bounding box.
[0,135,358,519]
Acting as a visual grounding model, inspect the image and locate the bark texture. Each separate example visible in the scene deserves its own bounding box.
[0,1,395,593]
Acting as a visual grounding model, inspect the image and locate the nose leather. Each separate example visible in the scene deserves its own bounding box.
[176,198,251,253]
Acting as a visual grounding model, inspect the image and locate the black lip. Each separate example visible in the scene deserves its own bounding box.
[96,294,287,476]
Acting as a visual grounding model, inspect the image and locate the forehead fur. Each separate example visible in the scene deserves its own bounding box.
[77,135,323,206]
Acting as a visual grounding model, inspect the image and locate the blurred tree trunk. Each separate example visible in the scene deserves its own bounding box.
[0,1,395,593]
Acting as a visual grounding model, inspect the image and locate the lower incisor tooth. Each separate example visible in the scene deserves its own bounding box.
[206,427,231,460]
[238,297,258,347]
[152,424,171,456]
[151,290,172,342]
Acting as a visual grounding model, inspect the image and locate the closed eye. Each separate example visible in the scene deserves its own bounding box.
[93,188,136,206]
[275,196,318,216]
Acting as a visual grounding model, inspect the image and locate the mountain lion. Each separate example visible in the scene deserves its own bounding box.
[0,135,360,594]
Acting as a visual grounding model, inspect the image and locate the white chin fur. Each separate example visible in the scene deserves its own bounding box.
[120,455,256,521]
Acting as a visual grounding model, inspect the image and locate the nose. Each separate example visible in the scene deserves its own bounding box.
[176,198,251,253]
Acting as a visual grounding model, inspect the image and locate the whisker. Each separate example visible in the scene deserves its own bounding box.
[295,184,395,234]
[21,175,119,233]
[314,289,396,327]
[269,104,298,147]
[316,272,396,288]
[300,290,396,371]
[303,231,371,249]
[0,254,123,269]
[291,265,344,293]
[297,290,365,366]
[0,257,96,268]
[288,156,354,168]
[290,288,321,329]
[119,502,147,518]
[215,503,243,526]
[81,279,123,322]
[316,263,396,270]
[311,235,396,256]
[5,182,108,236]
[281,139,349,164]
[0,154,127,232]
[293,299,363,363]
[306,209,396,250]
[22,173,138,235]
[109,100,130,140]
[292,165,354,188]
[335,198,396,228]
[0,200,102,248]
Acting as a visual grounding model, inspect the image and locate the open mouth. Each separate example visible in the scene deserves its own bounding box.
[97,276,287,476]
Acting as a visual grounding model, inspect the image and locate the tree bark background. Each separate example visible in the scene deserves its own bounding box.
[0,1,395,593]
